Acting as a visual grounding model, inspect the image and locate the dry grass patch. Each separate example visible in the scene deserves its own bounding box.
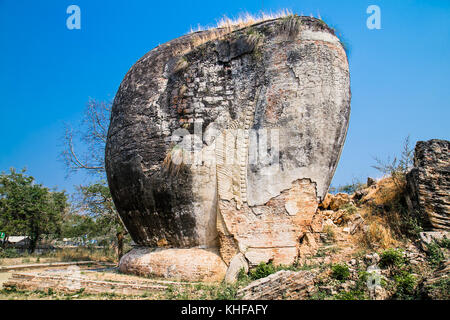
[356,176,419,248]
[358,214,399,250]
[188,9,293,48]
[51,247,116,263]
[189,9,293,34]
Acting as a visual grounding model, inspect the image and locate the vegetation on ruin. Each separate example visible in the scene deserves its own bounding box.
[330,264,350,281]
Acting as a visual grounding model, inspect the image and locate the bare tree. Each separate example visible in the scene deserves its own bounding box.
[61,99,110,175]
[372,135,414,189]
[60,99,128,262]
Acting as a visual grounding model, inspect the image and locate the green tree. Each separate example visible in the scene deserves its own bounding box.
[0,168,67,252]
[76,181,127,259]
[61,212,98,241]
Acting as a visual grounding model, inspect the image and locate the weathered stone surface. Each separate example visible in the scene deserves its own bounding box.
[119,247,227,282]
[4,271,167,296]
[218,178,318,266]
[310,213,324,233]
[422,260,450,300]
[238,270,317,300]
[407,139,450,231]
[298,232,320,258]
[349,214,365,235]
[320,192,351,211]
[319,193,333,210]
[224,253,248,284]
[419,231,450,251]
[367,177,376,187]
[105,15,350,279]
[3,267,196,296]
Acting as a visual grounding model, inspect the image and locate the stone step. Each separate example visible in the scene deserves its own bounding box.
[0,261,114,272]
[3,270,197,296]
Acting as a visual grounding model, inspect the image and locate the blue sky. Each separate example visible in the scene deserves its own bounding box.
[0,0,449,195]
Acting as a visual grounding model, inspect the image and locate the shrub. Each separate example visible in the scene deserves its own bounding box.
[191,282,241,300]
[249,262,276,280]
[394,271,417,299]
[237,268,248,282]
[164,284,190,300]
[341,203,357,214]
[309,288,330,300]
[356,271,370,290]
[323,225,336,242]
[234,268,253,288]
[0,248,21,258]
[214,283,239,300]
[438,238,450,249]
[359,218,397,249]
[331,264,350,281]
[426,242,445,267]
[401,210,424,238]
[334,290,365,300]
[372,135,414,190]
[370,136,428,240]
[379,248,405,269]
[427,276,450,300]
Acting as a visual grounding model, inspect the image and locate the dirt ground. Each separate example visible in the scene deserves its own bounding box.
[0,272,12,288]
[0,257,60,266]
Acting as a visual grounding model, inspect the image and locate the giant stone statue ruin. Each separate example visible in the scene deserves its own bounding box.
[105,15,351,282]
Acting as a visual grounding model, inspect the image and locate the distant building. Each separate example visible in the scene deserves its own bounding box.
[5,236,30,248]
